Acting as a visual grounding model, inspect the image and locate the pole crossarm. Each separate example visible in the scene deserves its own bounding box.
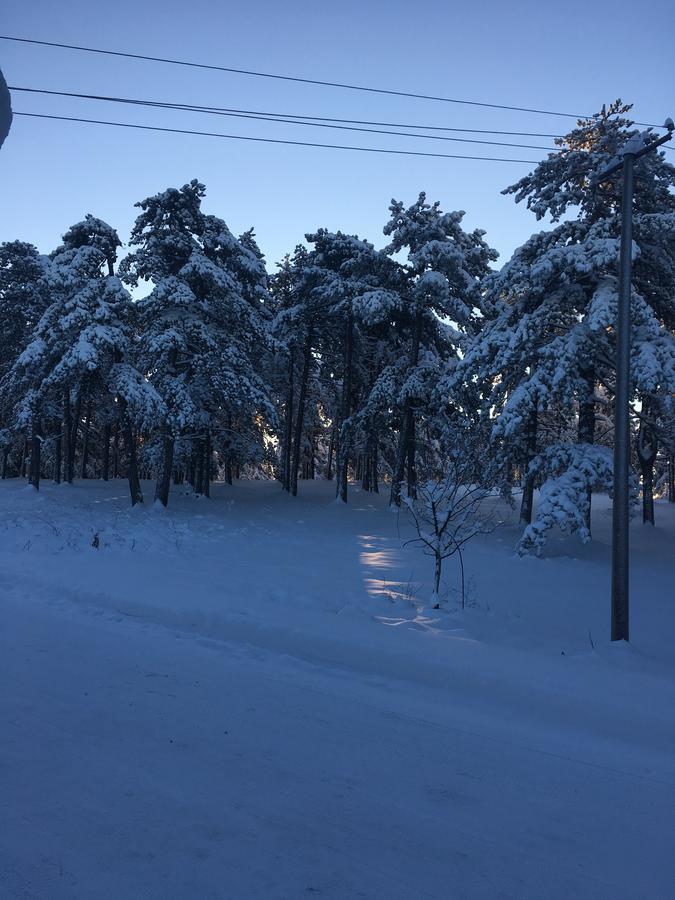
[598,128,673,181]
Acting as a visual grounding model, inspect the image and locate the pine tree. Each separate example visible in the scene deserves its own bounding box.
[121,181,275,505]
[0,241,49,479]
[457,102,675,551]
[383,193,497,506]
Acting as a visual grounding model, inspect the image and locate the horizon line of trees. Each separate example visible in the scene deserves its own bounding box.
[1,100,674,555]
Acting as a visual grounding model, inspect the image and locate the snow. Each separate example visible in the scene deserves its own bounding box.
[1,478,674,898]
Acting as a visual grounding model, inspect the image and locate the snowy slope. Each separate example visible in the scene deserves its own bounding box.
[1,479,674,899]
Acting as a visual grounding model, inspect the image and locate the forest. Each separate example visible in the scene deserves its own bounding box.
[2,101,674,557]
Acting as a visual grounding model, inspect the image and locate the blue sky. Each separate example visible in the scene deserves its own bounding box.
[1,0,672,271]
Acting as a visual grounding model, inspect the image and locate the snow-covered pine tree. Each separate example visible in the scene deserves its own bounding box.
[457,102,675,551]
[269,247,319,495]
[383,193,497,506]
[6,220,160,501]
[120,180,206,505]
[302,229,400,503]
[121,181,275,505]
[0,241,50,479]
[197,215,276,488]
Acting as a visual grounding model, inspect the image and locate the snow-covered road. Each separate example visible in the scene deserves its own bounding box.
[1,480,674,898]
[3,584,673,899]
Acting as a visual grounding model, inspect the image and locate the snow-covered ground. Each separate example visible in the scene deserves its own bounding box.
[1,478,674,899]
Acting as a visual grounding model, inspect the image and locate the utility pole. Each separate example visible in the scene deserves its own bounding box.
[0,67,12,150]
[597,121,673,642]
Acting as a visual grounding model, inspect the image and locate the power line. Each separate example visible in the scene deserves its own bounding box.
[9,86,566,138]
[9,87,559,152]
[13,111,543,163]
[0,34,664,128]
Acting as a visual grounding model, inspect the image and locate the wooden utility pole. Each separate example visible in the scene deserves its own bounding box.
[597,123,673,641]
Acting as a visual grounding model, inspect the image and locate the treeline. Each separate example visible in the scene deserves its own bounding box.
[1,102,674,553]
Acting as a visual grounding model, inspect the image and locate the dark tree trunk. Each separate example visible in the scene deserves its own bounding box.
[371,434,379,493]
[112,423,119,479]
[362,441,371,492]
[80,400,92,479]
[519,406,538,525]
[101,423,111,481]
[188,451,197,488]
[154,428,174,507]
[637,418,657,526]
[117,398,143,505]
[154,348,177,506]
[53,423,62,484]
[406,416,417,500]
[669,453,675,503]
[1,447,8,479]
[224,413,233,485]
[326,425,336,480]
[336,312,354,504]
[291,329,313,497]
[578,370,595,533]
[390,305,423,507]
[203,430,211,497]
[63,390,73,483]
[29,416,41,490]
[282,347,295,492]
[20,438,28,478]
[69,388,82,481]
[195,437,204,495]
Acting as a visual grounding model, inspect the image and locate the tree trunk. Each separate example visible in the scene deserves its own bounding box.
[407,416,417,500]
[669,453,675,503]
[69,387,82,481]
[637,418,657,526]
[433,553,442,600]
[371,434,379,493]
[63,390,73,483]
[519,406,538,525]
[53,424,62,484]
[578,370,595,533]
[20,438,28,478]
[154,428,174,507]
[29,416,42,490]
[282,347,295,491]
[123,416,143,506]
[222,412,232,485]
[326,425,336,480]
[195,437,204,495]
[80,399,92,479]
[187,450,197,488]
[390,305,423,507]
[336,312,354,504]
[203,429,211,498]
[1,447,8,479]
[112,423,119,479]
[362,440,371,492]
[291,329,313,497]
[127,436,143,505]
[101,424,111,481]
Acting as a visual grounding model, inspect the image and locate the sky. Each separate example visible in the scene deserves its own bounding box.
[0,0,673,272]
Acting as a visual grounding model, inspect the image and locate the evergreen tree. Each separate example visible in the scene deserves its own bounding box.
[457,102,675,550]
[0,241,49,479]
[383,192,497,506]
[121,180,275,505]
